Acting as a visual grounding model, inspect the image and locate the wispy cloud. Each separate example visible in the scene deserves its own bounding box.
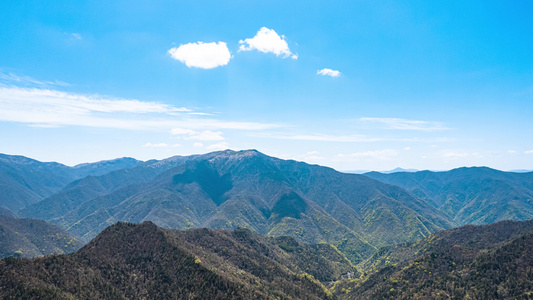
[0,86,279,132]
[361,117,449,131]
[338,149,399,160]
[70,33,82,40]
[168,41,231,69]
[239,27,297,59]
[170,128,225,141]
[525,150,533,154]
[0,70,69,87]
[317,68,340,77]
[256,133,383,142]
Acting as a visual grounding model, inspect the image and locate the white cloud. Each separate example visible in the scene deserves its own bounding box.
[525,150,533,154]
[206,142,230,151]
[0,86,279,132]
[168,41,231,69]
[317,68,340,77]
[361,117,449,131]
[239,27,297,59]
[508,150,517,154]
[71,33,82,40]
[193,142,204,148]
[339,149,398,160]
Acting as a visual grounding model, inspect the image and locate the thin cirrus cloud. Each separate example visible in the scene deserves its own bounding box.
[525,150,533,154]
[252,132,383,142]
[0,86,279,132]
[0,70,69,87]
[317,68,341,77]
[360,117,449,131]
[239,27,298,59]
[168,41,231,69]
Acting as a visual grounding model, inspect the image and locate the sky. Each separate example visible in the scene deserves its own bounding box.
[1,0,532,171]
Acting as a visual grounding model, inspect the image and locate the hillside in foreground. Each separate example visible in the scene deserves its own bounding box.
[333,219,533,299]
[0,221,356,299]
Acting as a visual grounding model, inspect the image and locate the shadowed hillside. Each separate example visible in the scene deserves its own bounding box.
[0,215,83,258]
[0,222,351,299]
[333,219,533,299]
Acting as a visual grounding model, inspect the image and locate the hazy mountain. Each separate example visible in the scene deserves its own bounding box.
[343,168,419,175]
[0,154,76,211]
[0,221,348,299]
[21,150,453,264]
[334,219,533,299]
[72,157,142,178]
[0,153,143,212]
[365,167,533,225]
[0,215,83,258]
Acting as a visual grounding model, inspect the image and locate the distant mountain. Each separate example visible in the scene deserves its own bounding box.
[380,167,419,174]
[0,154,76,211]
[343,167,419,174]
[365,167,533,225]
[334,219,533,299]
[21,150,453,264]
[0,221,349,299]
[0,153,143,211]
[0,215,83,258]
[72,157,142,178]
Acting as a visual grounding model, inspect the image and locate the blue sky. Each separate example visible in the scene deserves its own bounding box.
[1,0,532,171]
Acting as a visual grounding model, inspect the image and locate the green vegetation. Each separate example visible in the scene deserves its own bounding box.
[0,222,351,299]
[333,219,533,299]
[365,167,533,225]
[18,150,453,264]
[0,215,83,258]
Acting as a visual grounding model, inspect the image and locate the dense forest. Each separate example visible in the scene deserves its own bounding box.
[333,220,533,299]
[0,222,349,299]
[2,220,533,299]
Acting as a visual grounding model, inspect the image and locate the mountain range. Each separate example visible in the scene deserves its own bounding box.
[15,150,452,264]
[365,167,533,225]
[0,153,141,212]
[1,150,533,266]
